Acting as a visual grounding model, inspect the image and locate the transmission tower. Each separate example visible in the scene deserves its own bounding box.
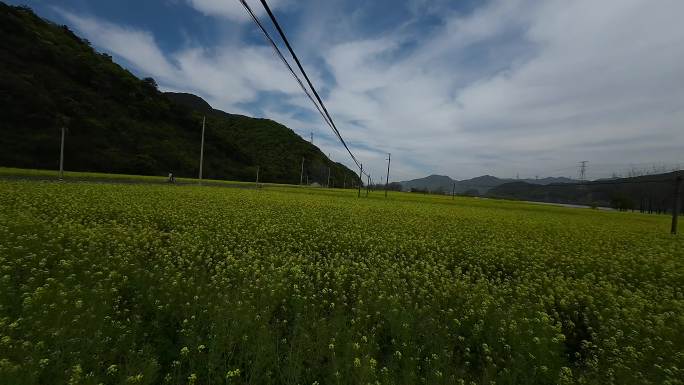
[578,161,588,181]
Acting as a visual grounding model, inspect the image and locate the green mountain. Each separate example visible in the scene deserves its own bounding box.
[0,3,358,186]
[489,172,683,212]
[400,174,577,195]
[399,174,455,193]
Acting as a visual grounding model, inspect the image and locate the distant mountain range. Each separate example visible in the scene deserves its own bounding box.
[400,171,682,213]
[400,174,577,194]
[489,171,682,212]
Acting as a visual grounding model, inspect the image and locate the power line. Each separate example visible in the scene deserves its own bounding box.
[255,0,367,177]
[237,0,333,132]
[238,0,371,180]
[533,162,681,180]
[544,176,679,188]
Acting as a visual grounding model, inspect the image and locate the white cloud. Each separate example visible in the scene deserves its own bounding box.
[309,0,684,180]
[55,9,177,80]
[185,0,286,22]
[54,7,303,114]
[54,0,684,181]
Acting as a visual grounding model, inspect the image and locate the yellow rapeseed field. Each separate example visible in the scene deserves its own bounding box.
[0,180,682,385]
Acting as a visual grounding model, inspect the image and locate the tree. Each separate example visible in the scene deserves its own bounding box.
[610,193,635,211]
[143,77,158,91]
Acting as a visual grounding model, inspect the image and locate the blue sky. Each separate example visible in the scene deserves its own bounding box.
[12,0,684,181]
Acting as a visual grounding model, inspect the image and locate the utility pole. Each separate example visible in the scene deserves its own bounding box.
[672,173,682,235]
[300,157,305,185]
[58,125,66,180]
[385,153,391,198]
[452,182,456,199]
[310,132,313,144]
[358,164,363,197]
[256,166,260,188]
[578,161,588,181]
[343,174,347,189]
[327,167,331,188]
[366,175,370,197]
[199,116,206,184]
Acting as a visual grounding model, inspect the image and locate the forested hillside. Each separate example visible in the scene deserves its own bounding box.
[0,3,357,185]
[489,171,683,213]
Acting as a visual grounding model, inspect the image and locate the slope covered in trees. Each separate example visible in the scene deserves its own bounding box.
[0,3,358,186]
[489,171,683,213]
